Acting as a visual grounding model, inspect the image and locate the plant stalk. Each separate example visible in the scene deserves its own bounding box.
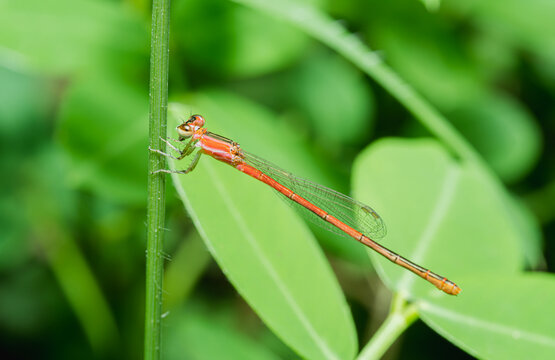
[357,295,419,360]
[145,0,171,359]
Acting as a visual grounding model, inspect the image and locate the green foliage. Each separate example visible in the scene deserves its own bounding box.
[371,19,542,182]
[0,0,147,75]
[420,273,555,360]
[353,139,523,296]
[353,140,554,359]
[1,0,554,359]
[291,52,375,144]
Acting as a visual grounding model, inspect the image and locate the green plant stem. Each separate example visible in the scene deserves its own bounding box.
[145,0,171,359]
[357,295,419,360]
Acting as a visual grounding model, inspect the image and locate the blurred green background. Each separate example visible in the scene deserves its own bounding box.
[1,0,554,359]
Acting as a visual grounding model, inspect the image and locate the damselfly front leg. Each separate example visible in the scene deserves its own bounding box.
[176,150,202,174]
[149,136,197,159]
[161,137,183,156]
[150,136,203,175]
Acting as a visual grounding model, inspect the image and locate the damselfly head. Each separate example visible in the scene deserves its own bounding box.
[176,114,205,140]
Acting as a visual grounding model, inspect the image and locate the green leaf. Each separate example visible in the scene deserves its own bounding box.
[167,99,357,360]
[352,138,523,297]
[57,74,149,204]
[228,5,310,77]
[419,273,555,360]
[291,52,375,143]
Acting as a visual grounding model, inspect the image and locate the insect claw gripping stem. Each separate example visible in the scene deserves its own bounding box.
[148,147,181,161]
[151,168,190,175]
[149,141,202,175]
[163,150,203,175]
[159,137,182,154]
[151,168,171,175]
[181,138,199,159]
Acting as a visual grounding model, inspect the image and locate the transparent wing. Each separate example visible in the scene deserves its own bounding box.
[242,151,386,240]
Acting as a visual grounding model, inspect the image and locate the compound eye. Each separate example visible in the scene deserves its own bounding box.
[189,114,205,128]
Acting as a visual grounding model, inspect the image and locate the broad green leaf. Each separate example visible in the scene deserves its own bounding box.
[229,6,310,77]
[0,0,147,75]
[352,138,523,298]
[167,98,357,360]
[291,52,375,144]
[419,273,555,360]
[448,92,541,183]
[57,74,149,204]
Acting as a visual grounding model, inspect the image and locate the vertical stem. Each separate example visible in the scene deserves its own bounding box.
[357,295,419,360]
[145,0,171,359]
